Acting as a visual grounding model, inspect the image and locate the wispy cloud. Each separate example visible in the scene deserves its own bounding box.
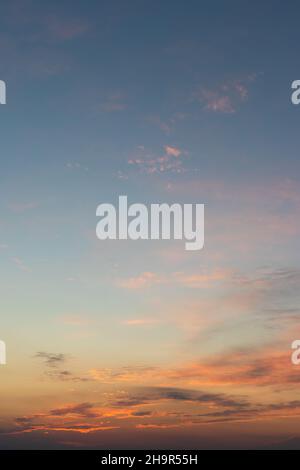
[116,268,232,289]
[128,145,187,174]
[89,345,300,390]
[164,145,181,157]
[146,113,187,135]
[122,318,159,327]
[34,351,90,382]
[35,352,67,368]
[89,366,160,383]
[116,272,160,289]
[193,75,257,113]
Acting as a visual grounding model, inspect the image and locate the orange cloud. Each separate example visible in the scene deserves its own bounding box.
[89,366,160,383]
[117,272,160,289]
[117,268,233,290]
[122,318,159,326]
[88,347,300,390]
[128,145,186,174]
[202,92,235,113]
[174,268,232,287]
[193,75,257,113]
[164,145,181,157]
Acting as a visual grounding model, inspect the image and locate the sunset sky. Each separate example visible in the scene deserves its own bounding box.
[1,0,300,449]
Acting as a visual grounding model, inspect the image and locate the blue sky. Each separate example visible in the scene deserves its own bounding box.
[1,0,300,449]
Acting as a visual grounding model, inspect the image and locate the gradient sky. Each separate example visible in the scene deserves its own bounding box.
[1,0,300,449]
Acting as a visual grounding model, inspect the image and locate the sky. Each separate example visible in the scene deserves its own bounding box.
[1,0,300,449]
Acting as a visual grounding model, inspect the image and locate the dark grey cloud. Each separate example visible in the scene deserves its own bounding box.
[49,402,98,419]
[132,410,153,417]
[34,351,90,382]
[111,386,249,410]
[35,352,67,368]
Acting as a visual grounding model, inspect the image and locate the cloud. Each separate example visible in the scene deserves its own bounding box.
[169,348,300,389]
[121,318,159,327]
[110,386,300,426]
[35,352,67,368]
[140,387,248,408]
[128,145,187,174]
[136,423,180,429]
[173,268,232,288]
[6,422,118,436]
[164,145,181,157]
[89,343,300,390]
[34,351,90,382]
[114,264,300,348]
[116,268,231,290]
[45,370,90,382]
[89,366,160,383]
[7,399,158,437]
[193,75,257,113]
[132,410,153,417]
[49,403,98,419]
[231,267,300,303]
[7,380,300,439]
[200,91,235,113]
[116,272,160,289]
[146,113,187,135]
[161,176,300,251]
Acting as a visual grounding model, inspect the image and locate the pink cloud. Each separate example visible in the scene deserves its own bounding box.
[122,318,159,326]
[201,91,235,113]
[117,272,159,289]
[147,113,187,135]
[174,268,233,288]
[128,145,186,174]
[164,145,181,157]
[116,268,233,291]
[194,75,257,113]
